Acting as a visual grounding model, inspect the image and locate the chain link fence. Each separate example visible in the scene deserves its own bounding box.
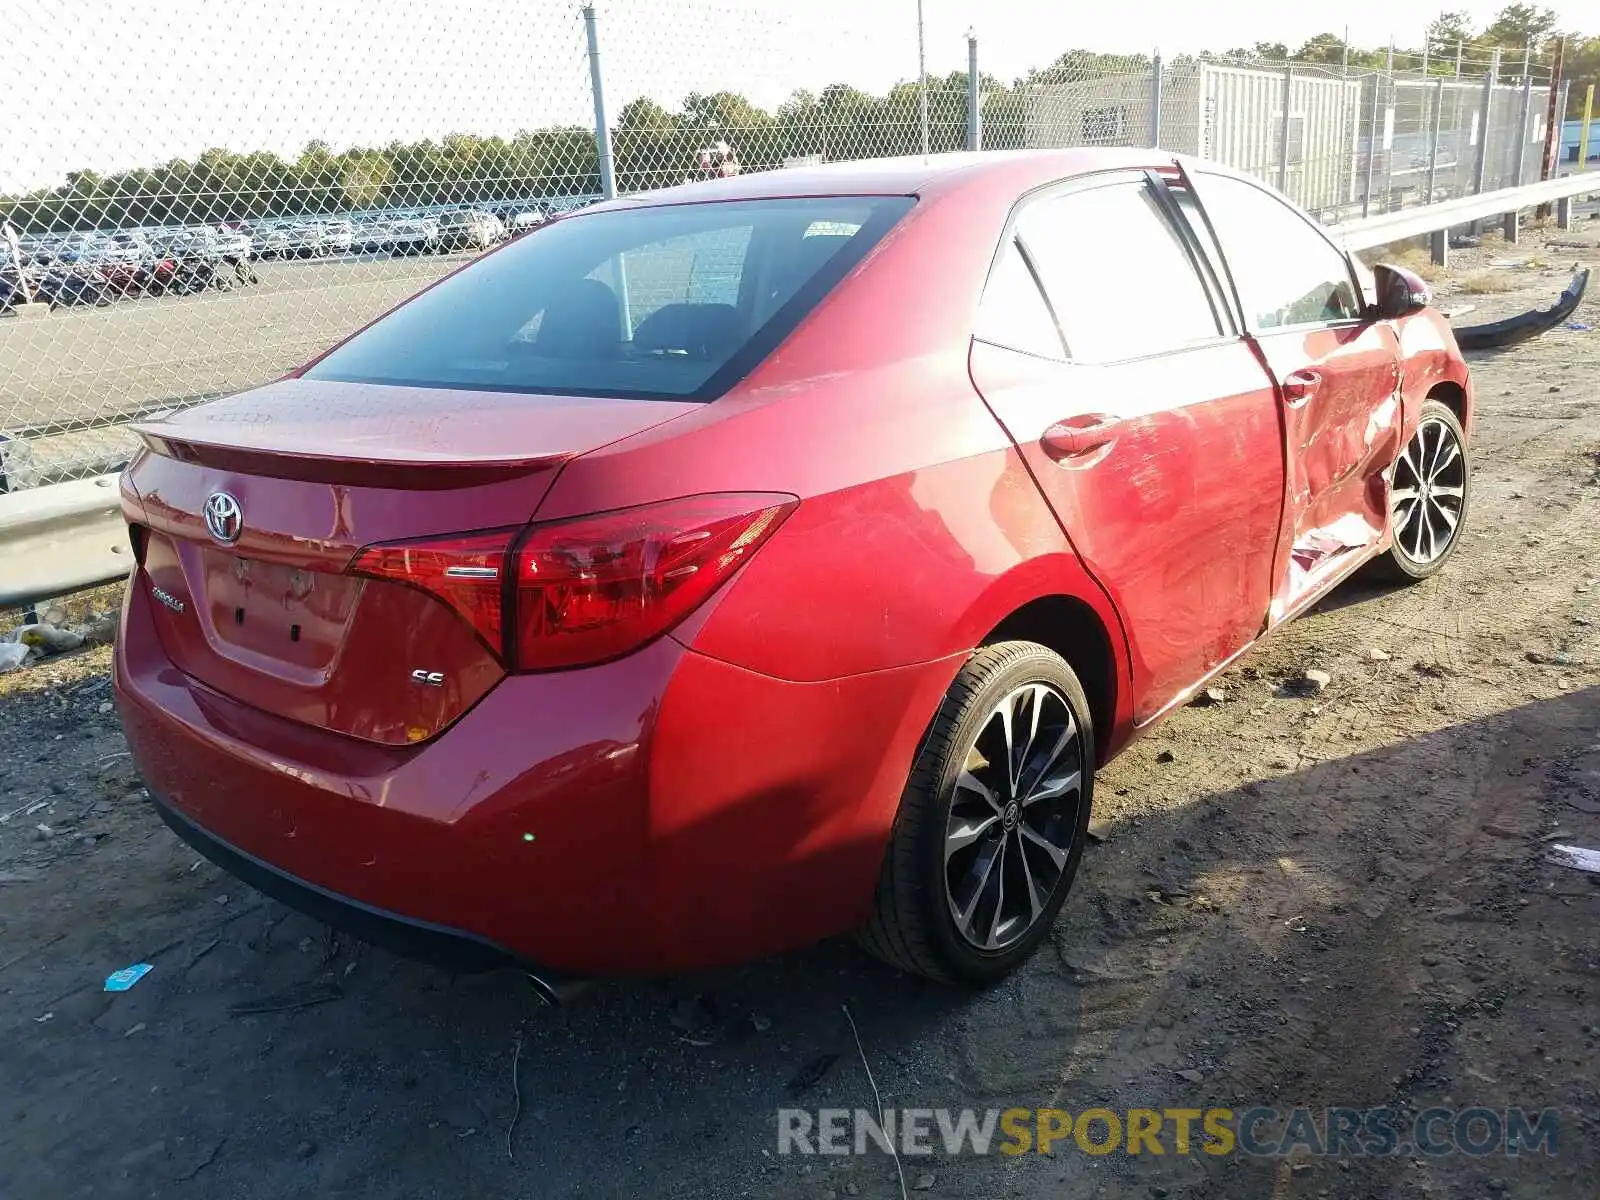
[0,3,1576,492]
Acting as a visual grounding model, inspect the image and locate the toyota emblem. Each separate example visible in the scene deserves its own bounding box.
[203,491,243,544]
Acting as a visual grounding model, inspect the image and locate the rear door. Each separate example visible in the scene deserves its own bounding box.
[968,173,1284,722]
[1185,170,1404,621]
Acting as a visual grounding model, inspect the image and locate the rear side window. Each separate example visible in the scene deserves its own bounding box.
[307,196,913,401]
[1016,182,1222,363]
[975,239,1065,359]
[1194,174,1361,329]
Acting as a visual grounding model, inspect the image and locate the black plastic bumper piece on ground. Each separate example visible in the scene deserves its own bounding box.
[1454,267,1590,351]
[148,789,576,999]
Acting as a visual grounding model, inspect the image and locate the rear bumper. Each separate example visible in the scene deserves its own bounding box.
[115,578,955,975]
[148,786,521,974]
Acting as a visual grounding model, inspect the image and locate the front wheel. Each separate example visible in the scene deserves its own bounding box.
[859,641,1095,985]
[1366,398,1471,584]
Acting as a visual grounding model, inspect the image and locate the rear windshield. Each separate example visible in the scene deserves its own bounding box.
[306,195,913,401]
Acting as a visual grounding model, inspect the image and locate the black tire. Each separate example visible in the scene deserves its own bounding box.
[1365,398,1471,585]
[859,641,1095,985]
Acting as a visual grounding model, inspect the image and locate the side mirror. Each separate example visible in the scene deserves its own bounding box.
[1372,262,1432,319]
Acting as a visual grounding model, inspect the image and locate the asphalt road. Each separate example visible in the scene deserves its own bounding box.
[0,252,475,478]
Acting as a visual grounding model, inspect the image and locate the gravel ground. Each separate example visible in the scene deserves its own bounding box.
[1,220,1598,1199]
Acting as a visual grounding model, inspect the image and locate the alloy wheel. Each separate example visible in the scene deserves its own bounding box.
[944,682,1085,951]
[1391,416,1466,565]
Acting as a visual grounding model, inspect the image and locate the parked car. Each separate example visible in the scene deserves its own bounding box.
[377,217,441,255]
[57,231,151,268]
[157,226,251,263]
[100,253,179,298]
[214,226,253,260]
[323,219,354,255]
[508,208,546,236]
[154,228,220,261]
[114,151,1473,989]
[1,267,35,311]
[33,265,112,306]
[436,208,504,250]
[250,222,293,259]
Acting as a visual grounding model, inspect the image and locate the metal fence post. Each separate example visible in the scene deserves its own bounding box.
[966,31,981,151]
[1277,66,1293,194]
[1515,74,1534,185]
[1362,73,1380,217]
[1382,70,1397,207]
[1471,49,1498,195]
[1556,79,1571,169]
[583,4,617,200]
[916,0,930,156]
[1150,53,1163,147]
[1426,76,1445,202]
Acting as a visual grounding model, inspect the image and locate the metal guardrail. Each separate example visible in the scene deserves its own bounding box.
[0,473,129,610]
[1335,171,1600,255]
[1,167,1596,614]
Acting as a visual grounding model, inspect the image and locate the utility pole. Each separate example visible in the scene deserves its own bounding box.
[1539,36,1566,203]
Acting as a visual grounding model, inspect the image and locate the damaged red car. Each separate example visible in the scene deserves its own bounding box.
[115,151,1472,990]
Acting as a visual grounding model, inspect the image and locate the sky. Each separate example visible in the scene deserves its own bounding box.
[0,0,1580,192]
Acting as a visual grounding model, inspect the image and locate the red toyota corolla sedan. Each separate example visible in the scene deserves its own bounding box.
[114,150,1472,989]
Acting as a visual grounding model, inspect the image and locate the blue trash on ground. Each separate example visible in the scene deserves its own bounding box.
[103,963,153,992]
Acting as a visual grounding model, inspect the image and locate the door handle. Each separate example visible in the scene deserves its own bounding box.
[1280,368,1322,407]
[1041,416,1124,460]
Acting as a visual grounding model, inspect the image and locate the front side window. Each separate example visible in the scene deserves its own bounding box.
[306,196,912,401]
[1017,181,1222,363]
[1195,173,1361,329]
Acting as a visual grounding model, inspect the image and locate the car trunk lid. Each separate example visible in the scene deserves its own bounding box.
[127,378,697,745]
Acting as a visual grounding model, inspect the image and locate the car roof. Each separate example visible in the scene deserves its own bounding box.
[587,148,1180,212]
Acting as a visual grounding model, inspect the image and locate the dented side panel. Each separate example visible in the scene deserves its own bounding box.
[1394,308,1475,441]
[1251,322,1403,623]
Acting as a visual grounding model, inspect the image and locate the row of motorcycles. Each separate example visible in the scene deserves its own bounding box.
[2,252,260,312]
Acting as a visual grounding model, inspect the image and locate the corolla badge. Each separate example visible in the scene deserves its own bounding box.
[203,491,243,544]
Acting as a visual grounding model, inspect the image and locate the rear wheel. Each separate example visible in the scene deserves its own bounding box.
[859,641,1094,985]
[1367,398,1470,584]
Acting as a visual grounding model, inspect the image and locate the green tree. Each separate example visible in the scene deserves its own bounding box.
[1484,4,1560,50]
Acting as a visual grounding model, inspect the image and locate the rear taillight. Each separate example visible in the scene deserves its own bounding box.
[351,527,518,654]
[350,494,795,671]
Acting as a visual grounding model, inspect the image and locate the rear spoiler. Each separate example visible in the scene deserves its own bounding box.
[134,429,572,489]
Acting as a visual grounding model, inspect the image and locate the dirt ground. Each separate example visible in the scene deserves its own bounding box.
[2,218,1598,1200]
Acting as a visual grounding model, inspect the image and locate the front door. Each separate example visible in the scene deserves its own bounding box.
[968,174,1284,722]
[1185,171,1405,621]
